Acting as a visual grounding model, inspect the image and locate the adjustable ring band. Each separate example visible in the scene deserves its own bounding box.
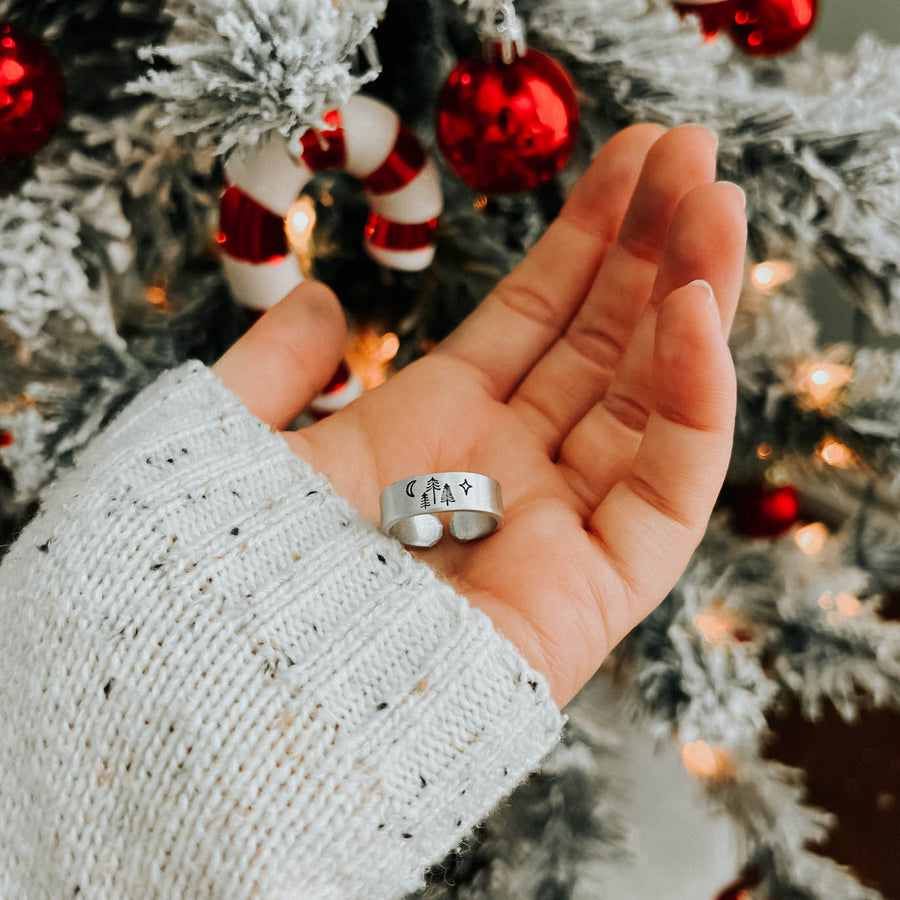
[380,472,504,548]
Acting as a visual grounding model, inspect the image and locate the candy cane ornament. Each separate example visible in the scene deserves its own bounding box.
[217,95,443,312]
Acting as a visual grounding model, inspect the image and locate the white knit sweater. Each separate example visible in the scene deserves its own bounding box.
[0,360,564,899]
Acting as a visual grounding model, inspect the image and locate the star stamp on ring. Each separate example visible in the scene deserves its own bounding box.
[380,472,504,548]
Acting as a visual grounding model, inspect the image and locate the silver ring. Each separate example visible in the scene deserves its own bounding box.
[380,472,504,548]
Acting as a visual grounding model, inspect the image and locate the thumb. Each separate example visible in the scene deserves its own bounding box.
[212,281,348,431]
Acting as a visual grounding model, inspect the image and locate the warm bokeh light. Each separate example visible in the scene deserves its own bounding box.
[762,461,792,488]
[145,285,167,306]
[694,609,734,643]
[380,332,400,360]
[795,522,829,555]
[345,328,401,389]
[289,208,311,236]
[681,741,736,779]
[796,360,853,411]
[473,194,488,210]
[285,196,317,253]
[15,390,36,409]
[835,592,862,617]
[145,284,172,313]
[818,590,861,622]
[750,260,797,292]
[816,437,858,469]
[756,442,773,460]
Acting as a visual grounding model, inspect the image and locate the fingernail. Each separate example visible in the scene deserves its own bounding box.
[689,279,715,304]
[721,180,746,210]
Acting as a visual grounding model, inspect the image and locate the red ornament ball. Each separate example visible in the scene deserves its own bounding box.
[727,0,818,56]
[0,428,12,491]
[673,0,737,41]
[436,47,579,195]
[0,22,65,159]
[733,483,800,537]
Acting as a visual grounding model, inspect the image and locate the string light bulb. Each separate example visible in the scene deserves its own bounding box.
[796,360,853,412]
[794,522,828,555]
[681,741,736,779]
[285,196,318,277]
[819,591,861,624]
[693,597,745,644]
[694,610,733,643]
[836,592,862,616]
[750,259,797,293]
[816,436,859,469]
[145,282,171,313]
[345,328,401,389]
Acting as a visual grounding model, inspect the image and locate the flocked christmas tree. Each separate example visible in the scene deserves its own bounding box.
[1,0,899,897]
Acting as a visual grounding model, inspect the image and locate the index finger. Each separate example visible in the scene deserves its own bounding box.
[433,124,666,400]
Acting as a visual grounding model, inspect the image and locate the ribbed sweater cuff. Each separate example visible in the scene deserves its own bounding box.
[0,359,563,899]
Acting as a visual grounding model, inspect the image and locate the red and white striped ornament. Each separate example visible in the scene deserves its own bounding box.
[218,95,443,312]
[308,360,365,421]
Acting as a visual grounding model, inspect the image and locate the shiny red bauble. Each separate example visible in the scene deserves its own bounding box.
[727,0,818,56]
[733,483,800,537]
[673,0,737,41]
[0,22,65,159]
[436,47,579,195]
[0,428,12,491]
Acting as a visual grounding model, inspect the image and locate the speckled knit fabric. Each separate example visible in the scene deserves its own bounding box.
[0,359,564,899]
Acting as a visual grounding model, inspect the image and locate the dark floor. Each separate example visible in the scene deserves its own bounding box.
[766,594,900,900]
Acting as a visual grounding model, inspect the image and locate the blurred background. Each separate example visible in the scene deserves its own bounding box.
[818,0,898,51]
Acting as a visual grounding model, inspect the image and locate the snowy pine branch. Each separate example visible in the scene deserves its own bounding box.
[71,104,218,279]
[623,518,895,899]
[0,160,129,351]
[729,289,900,473]
[0,99,217,351]
[525,0,900,333]
[130,0,387,159]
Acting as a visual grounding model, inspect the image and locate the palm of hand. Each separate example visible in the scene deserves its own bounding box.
[215,124,747,707]
[287,356,617,707]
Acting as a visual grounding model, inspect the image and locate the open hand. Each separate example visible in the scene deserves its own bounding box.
[213,124,747,708]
